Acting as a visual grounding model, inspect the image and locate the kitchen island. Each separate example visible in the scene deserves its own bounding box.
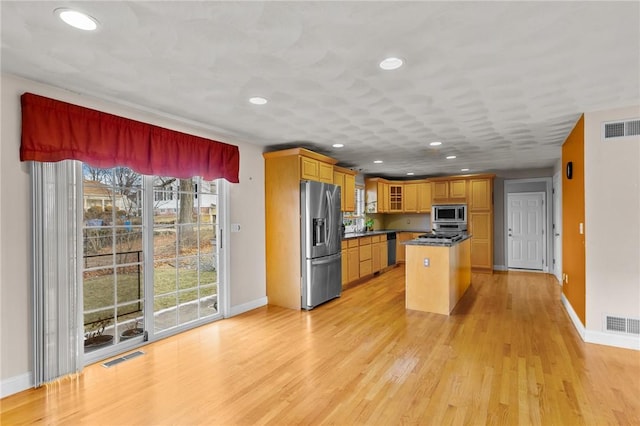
[404,235,471,315]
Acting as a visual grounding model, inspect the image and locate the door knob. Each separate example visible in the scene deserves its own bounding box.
[555,233,560,237]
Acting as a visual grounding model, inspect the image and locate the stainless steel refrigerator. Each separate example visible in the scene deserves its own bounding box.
[300,180,342,310]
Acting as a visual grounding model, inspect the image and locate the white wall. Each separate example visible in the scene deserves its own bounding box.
[584,106,640,334]
[0,74,266,396]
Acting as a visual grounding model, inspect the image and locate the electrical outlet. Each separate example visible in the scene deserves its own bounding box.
[423,258,430,267]
[407,219,411,224]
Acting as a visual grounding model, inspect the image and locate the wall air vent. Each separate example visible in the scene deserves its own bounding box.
[604,315,640,335]
[602,118,640,140]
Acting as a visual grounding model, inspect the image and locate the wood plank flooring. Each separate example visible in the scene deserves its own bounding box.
[2,267,639,425]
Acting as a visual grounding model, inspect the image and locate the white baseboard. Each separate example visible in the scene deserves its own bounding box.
[227,296,268,317]
[585,329,640,350]
[561,294,586,340]
[1,372,33,398]
[561,294,639,351]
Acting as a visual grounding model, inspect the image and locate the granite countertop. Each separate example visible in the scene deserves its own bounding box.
[342,229,429,240]
[403,234,472,247]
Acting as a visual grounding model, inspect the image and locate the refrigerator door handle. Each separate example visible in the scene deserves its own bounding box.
[325,190,332,247]
[311,252,341,266]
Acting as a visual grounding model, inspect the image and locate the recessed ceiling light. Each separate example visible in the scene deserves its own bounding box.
[407,172,414,176]
[373,160,383,164]
[379,57,403,70]
[332,143,344,148]
[461,168,470,172]
[249,97,267,105]
[429,141,442,146]
[446,155,457,160]
[55,8,99,31]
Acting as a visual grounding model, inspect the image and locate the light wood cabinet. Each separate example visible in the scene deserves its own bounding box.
[333,166,357,212]
[344,173,356,212]
[347,246,360,283]
[301,156,334,184]
[389,184,403,212]
[365,178,390,213]
[372,240,381,272]
[467,176,494,272]
[432,179,467,204]
[263,148,338,309]
[370,236,388,273]
[341,241,348,286]
[469,211,493,271]
[359,236,372,277]
[403,183,418,213]
[404,180,431,213]
[417,181,432,213]
[469,178,492,211]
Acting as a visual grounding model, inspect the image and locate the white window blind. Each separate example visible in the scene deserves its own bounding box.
[31,161,83,386]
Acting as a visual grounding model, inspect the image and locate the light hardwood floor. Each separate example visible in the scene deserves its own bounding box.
[2,267,639,425]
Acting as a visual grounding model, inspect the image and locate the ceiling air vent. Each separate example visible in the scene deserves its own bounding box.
[604,315,640,335]
[602,118,640,140]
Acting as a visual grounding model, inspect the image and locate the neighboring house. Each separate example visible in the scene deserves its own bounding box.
[83,179,131,215]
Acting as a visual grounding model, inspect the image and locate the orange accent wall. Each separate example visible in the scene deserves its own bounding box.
[562,115,586,325]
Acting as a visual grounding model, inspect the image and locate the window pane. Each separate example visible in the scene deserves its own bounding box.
[116,265,143,305]
[154,260,177,296]
[153,226,177,259]
[84,269,115,312]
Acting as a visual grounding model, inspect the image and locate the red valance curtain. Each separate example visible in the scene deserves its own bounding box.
[20,93,240,183]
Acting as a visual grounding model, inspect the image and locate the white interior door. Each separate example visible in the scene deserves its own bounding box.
[507,192,545,270]
[552,173,562,283]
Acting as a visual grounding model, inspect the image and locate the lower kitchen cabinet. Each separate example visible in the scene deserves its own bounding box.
[342,234,395,286]
[347,245,360,283]
[371,236,388,273]
[359,237,372,277]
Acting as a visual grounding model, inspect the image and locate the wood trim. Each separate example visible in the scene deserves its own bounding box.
[429,173,496,181]
[334,165,357,175]
[263,147,338,164]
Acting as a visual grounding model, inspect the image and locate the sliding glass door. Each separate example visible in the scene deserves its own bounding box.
[81,166,223,362]
[151,176,220,333]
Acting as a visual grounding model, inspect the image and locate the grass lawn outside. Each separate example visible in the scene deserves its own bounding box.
[83,264,217,332]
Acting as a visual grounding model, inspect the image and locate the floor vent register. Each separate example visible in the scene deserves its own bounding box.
[102,350,145,368]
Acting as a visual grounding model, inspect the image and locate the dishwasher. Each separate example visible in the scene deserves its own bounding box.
[387,232,397,265]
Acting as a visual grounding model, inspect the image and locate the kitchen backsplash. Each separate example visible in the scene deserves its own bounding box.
[343,213,430,232]
[383,214,431,231]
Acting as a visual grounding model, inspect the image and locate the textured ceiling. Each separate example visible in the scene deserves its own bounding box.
[2,1,639,178]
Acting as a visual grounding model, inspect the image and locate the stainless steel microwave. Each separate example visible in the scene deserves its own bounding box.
[432,204,467,224]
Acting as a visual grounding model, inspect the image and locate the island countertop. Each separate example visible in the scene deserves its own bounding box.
[402,234,472,247]
[342,229,428,240]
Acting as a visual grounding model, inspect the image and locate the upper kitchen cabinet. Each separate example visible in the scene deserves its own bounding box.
[468,177,493,211]
[365,177,390,213]
[417,181,432,213]
[389,184,403,212]
[333,166,356,212]
[404,180,432,213]
[431,178,467,204]
[300,155,334,183]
